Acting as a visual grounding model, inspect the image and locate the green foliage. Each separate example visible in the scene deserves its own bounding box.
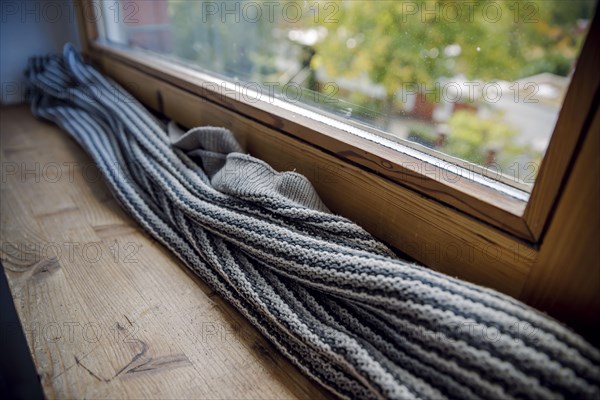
[444,110,517,165]
[309,0,592,171]
[164,0,593,176]
[312,0,591,95]
[407,123,438,147]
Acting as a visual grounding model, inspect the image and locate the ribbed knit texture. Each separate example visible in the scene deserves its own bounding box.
[25,44,600,400]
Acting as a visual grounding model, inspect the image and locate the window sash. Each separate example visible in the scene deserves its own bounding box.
[73,0,599,300]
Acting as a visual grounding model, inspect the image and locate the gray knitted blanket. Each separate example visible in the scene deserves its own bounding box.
[25,44,600,400]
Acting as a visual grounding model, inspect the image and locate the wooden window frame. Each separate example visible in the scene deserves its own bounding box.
[74,1,599,334]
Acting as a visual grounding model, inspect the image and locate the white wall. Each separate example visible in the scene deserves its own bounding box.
[1,1,81,104]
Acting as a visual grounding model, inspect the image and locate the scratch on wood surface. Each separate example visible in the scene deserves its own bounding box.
[74,355,108,383]
[113,339,149,378]
[125,354,191,375]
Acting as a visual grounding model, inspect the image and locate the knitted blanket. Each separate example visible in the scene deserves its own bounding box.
[25,44,600,400]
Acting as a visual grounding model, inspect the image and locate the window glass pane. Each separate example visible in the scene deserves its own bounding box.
[98,0,596,189]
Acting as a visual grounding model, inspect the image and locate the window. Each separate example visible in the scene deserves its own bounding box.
[77,0,599,299]
[97,0,595,191]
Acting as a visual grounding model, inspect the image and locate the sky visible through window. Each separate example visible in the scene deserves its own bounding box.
[100,0,596,189]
